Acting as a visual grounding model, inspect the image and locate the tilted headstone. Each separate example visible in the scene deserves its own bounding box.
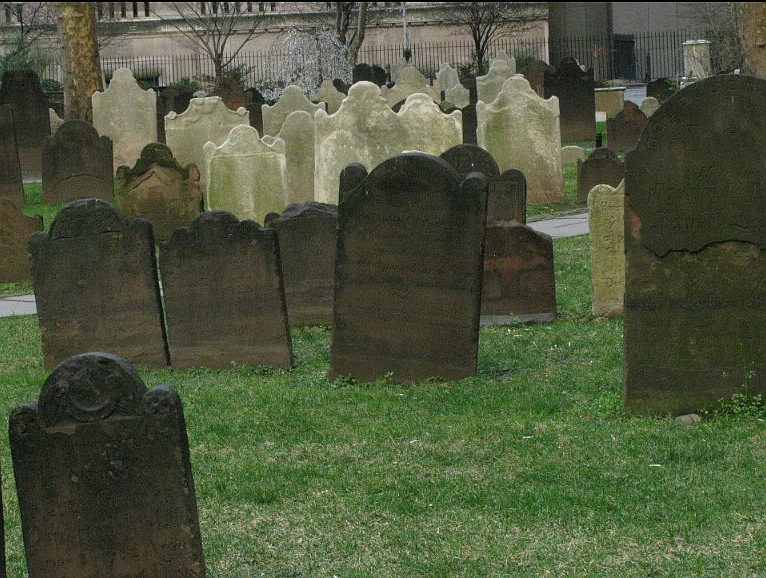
[490,49,517,72]
[0,105,24,206]
[268,110,315,204]
[445,83,470,109]
[639,96,660,117]
[606,100,647,153]
[116,143,202,242]
[646,78,676,103]
[0,70,50,172]
[265,202,337,325]
[476,60,515,104]
[160,211,293,369]
[576,148,624,204]
[624,74,766,415]
[205,125,288,223]
[482,220,556,324]
[561,145,586,165]
[10,352,205,578]
[588,180,625,317]
[352,63,387,86]
[311,80,345,115]
[0,199,43,283]
[48,108,63,134]
[165,96,248,187]
[29,199,169,369]
[262,85,324,136]
[544,57,596,142]
[210,77,246,110]
[92,68,158,171]
[315,82,462,204]
[436,63,460,93]
[41,120,114,204]
[520,59,551,98]
[381,67,440,107]
[329,152,488,382]
[477,75,564,203]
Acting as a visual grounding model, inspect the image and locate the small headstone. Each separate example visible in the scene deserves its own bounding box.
[48,108,63,134]
[561,145,586,165]
[29,199,169,369]
[311,80,345,114]
[436,63,460,93]
[445,83,470,109]
[352,63,387,86]
[594,86,626,119]
[10,352,205,578]
[160,211,293,369]
[389,58,410,82]
[606,101,647,153]
[329,152,488,382]
[639,96,660,117]
[0,70,50,172]
[41,120,114,204]
[246,88,266,134]
[0,105,24,206]
[520,59,551,97]
[0,199,43,282]
[576,148,624,204]
[544,58,596,142]
[646,78,676,103]
[490,49,517,73]
[481,221,556,324]
[269,110,315,204]
[332,78,349,95]
[588,180,625,317]
[262,85,324,136]
[476,60,515,104]
[265,202,337,325]
[116,143,203,242]
[381,67,440,107]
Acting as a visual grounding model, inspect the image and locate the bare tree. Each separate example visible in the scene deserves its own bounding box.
[152,2,266,84]
[334,2,369,64]
[0,2,56,59]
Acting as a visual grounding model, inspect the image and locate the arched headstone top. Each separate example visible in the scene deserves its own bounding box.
[440,144,500,178]
[46,198,132,240]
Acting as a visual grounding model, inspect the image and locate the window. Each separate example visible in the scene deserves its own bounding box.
[144,2,150,16]
[120,2,127,17]
[132,1,138,17]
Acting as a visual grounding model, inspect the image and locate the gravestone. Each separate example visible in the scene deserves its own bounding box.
[0,105,24,206]
[268,110,315,204]
[315,82,462,204]
[160,211,293,369]
[561,145,586,165]
[594,86,626,119]
[210,77,246,109]
[205,125,288,222]
[436,63,460,93]
[624,74,766,415]
[646,78,676,103]
[332,78,349,95]
[29,199,169,369]
[461,102,477,145]
[544,57,596,142]
[482,221,556,324]
[477,76,564,203]
[606,100,647,153]
[381,67,440,107]
[10,352,205,578]
[490,49,516,72]
[476,60,515,104]
[265,202,337,325]
[246,87,266,134]
[0,70,50,172]
[0,199,43,283]
[41,120,114,204]
[92,68,157,171]
[445,83,470,109]
[48,108,63,134]
[588,180,625,317]
[639,96,660,117]
[329,152,488,382]
[116,143,202,242]
[520,59,551,97]
[165,96,248,187]
[262,85,323,136]
[576,148,624,204]
[352,63,387,86]
[311,80,345,114]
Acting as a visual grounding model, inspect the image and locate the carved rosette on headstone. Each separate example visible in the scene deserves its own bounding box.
[0,199,43,283]
[588,180,625,317]
[329,153,488,382]
[10,352,205,578]
[0,70,50,172]
[544,57,596,142]
[606,101,648,153]
[576,148,624,204]
[29,199,169,369]
[624,74,766,415]
[0,104,24,206]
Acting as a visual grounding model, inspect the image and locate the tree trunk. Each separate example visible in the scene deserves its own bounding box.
[738,2,766,78]
[347,2,368,65]
[58,2,102,121]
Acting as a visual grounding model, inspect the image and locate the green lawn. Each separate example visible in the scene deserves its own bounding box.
[1,234,764,577]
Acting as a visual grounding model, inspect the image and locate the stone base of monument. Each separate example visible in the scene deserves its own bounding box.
[480,313,555,326]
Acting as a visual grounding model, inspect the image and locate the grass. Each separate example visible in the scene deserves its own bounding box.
[1,234,765,577]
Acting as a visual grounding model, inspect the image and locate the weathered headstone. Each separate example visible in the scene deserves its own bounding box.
[482,221,556,324]
[381,67,440,107]
[311,80,345,114]
[576,148,624,204]
[92,68,158,171]
[445,83,470,109]
[476,60,515,104]
[0,105,24,206]
[490,49,517,72]
[477,75,564,203]
[639,96,660,117]
[0,70,50,172]
[116,143,202,242]
[246,87,266,134]
[205,124,288,222]
[606,100,647,153]
[624,74,766,415]
[41,120,114,204]
[262,85,324,136]
[0,199,43,283]
[48,108,63,134]
[268,110,315,204]
[594,86,626,119]
[646,78,676,103]
[332,78,349,95]
[588,180,625,317]
[160,211,293,369]
[461,102,478,145]
[10,352,205,578]
[520,59,551,98]
[329,153,488,382]
[436,63,460,93]
[352,63,387,86]
[265,202,337,325]
[315,82,462,204]
[544,57,596,142]
[561,145,586,165]
[29,199,169,369]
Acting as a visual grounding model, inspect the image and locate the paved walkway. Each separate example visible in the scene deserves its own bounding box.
[0,212,590,319]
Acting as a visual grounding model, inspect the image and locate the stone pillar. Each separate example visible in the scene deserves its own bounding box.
[682,40,712,84]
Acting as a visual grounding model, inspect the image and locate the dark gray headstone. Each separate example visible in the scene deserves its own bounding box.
[265,202,337,326]
[29,199,169,369]
[42,120,113,204]
[606,100,647,153]
[332,78,349,95]
[544,58,596,142]
[576,148,624,204]
[329,152,488,382]
[624,74,766,415]
[0,199,42,283]
[0,70,50,172]
[0,105,24,206]
[159,211,293,370]
[521,59,551,97]
[10,352,205,578]
[646,78,676,103]
[352,63,387,86]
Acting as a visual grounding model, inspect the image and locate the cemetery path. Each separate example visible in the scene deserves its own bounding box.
[0,213,590,319]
